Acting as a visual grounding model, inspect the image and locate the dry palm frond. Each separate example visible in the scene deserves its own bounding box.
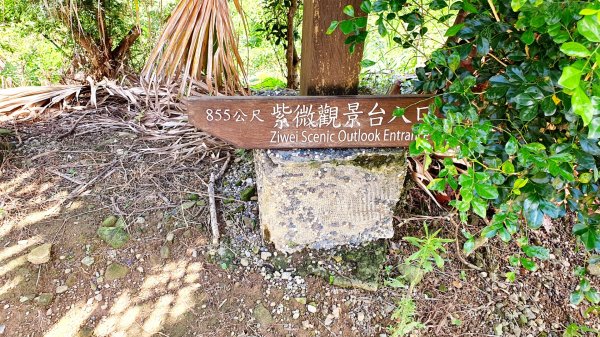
[141,0,248,96]
[0,77,142,122]
[408,153,470,209]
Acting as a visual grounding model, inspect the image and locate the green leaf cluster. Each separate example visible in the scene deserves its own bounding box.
[336,0,600,259]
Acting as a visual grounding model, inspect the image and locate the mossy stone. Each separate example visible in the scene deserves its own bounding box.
[240,186,257,201]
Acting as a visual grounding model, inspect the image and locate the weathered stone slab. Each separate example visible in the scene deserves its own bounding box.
[255,149,406,253]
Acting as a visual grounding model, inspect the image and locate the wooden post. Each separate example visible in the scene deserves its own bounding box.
[300,0,364,95]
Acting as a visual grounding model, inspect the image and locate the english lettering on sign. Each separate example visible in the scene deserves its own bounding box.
[187,95,433,149]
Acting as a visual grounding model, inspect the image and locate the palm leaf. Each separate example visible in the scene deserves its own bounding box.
[142,0,247,96]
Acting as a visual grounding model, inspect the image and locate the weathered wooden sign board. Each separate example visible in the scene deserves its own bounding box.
[187,95,433,149]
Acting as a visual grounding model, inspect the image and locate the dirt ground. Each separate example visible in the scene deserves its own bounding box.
[0,110,599,337]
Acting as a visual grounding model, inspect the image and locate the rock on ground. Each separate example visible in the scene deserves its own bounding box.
[254,149,407,253]
[27,243,52,265]
[104,263,129,281]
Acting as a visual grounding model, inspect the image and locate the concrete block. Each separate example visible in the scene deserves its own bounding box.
[254,149,407,253]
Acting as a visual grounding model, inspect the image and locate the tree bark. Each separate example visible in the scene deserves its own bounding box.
[300,0,365,95]
[286,0,298,89]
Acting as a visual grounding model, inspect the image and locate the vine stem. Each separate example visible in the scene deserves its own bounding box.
[487,0,501,22]
[449,216,484,271]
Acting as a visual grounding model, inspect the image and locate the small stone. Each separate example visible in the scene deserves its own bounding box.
[253,303,273,325]
[19,294,35,303]
[135,216,145,224]
[588,261,600,276]
[0,324,5,334]
[27,243,52,264]
[324,314,334,326]
[81,256,94,267]
[56,285,68,294]
[332,306,340,318]
[35,293,54,307]
[77,326,94,337]
[136,267,144,273]
[160,246,170,259]
[240,258,249,267]
[260,251,272,261]
[292,310,300,319]
[307,304,317,313]
[357,312,365,322]
[46,308,52,316]
[166,233,175,242]
[295,297,307,305]
[101,215,118,227]
[104,263,129,281]
[302,320,313,329]
[519,314,528,326]
[494,323,504,336]
[281,271,292,280]
[242,217,253,228]
[94,294,103,302]
[97,227,130,249]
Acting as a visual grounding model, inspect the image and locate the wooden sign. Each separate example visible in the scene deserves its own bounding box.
[187,95,433,149]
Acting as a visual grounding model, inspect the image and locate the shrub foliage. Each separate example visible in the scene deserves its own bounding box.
[335,0,600,261]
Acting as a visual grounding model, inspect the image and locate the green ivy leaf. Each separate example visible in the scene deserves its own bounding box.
[359,0,372,13]
[511,0,526,12]
[343,4,355,17]
[560,42,592,58]
[462,0,478,13]
[588,117,600,139]
[572,87,593,126]
[448,53,460,72]
[505,137,518,155]
[570,291,584,305]
[474,183,499,200]
[360,59,376,67]
[508,255,520,266]
[463,238,475,255]
[580,8,600,16]
[444,24,464,37]
[501,160,515,174]
[326,21,339,35]
[471,197,487,219]
[573,222,600,251]
[520,30,535,45]
[558,66,582,90]
[354,17,368,28]
[520,257,537,271]
[522,245,550,260]
[393,107,406,117]
[339,20,355,35]
[584,288,600,304]
[578,15,600,42]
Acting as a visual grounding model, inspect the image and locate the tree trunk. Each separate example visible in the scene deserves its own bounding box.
[55,6,140,79]
[286,0,298,89]
[299,0,365,95]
